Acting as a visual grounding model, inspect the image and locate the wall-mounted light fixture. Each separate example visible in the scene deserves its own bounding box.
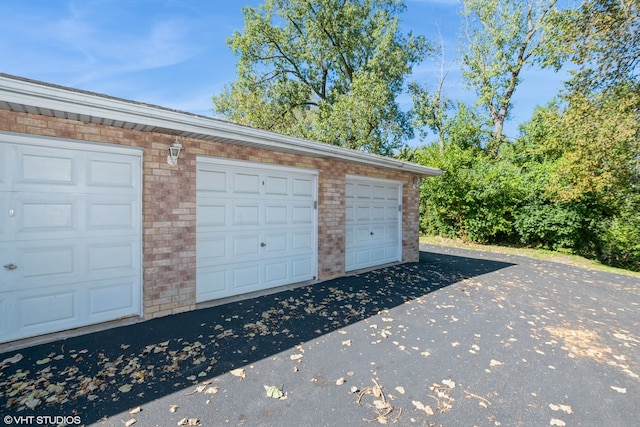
[167,139,183,166]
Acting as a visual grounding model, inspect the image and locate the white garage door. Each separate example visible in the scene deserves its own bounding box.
[0,134,142,343]
[196,158,317,302]
[345,176,402,271]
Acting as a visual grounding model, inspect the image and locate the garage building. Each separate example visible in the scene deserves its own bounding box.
[0,74,441,346]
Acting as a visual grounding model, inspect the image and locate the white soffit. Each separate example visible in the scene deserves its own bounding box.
[0,74,442,176]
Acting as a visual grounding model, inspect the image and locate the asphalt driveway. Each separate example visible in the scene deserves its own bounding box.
[1,244,639,426]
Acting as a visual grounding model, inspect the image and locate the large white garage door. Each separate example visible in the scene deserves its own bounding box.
[0,134,142,343]
[345,176,402,271]
[196,158,317,302]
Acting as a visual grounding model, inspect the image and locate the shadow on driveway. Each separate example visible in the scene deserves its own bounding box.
[0,251,514,424]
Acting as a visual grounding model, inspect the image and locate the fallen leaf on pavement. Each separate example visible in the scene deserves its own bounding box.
[550,419,566,426]
[549,404,573,414]
[1,353,23,366]
[230,368,246,379]
[336,377,346,385]
[264,385,284,399]
[177,418,200,426]
[610,386,627,393]
[122,419,136,427]
[129,407,142,414]
[169,405,179,413]
[118,384,132,393]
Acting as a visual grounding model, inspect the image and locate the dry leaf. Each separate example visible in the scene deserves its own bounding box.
[204,387,219,395]
[336,377,346,385]
[550,419,566,426]
[169,405,179,413]
[489,359,503,367]
[230,368,246,379]
[395,386,405,394]
[412,400,425,411]
[129,407,142,414]
[177,418,199,426]
[442,379,456,389]
[1,353,23,366]
[122,419,136,427]
[290,354,303,361]
[420,351,431,357]
[342,339,353,346]
[610,386,627,393]
[119,384,132,393]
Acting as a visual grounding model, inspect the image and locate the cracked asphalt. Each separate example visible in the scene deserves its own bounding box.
[1,243,639,426]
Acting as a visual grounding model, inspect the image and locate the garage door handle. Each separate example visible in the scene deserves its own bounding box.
[260,242,267,247]
[4,263,17,271]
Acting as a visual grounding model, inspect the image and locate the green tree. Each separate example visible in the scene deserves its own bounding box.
[213,0,429,155]
[460,0,558,154]
[544,0,640,93]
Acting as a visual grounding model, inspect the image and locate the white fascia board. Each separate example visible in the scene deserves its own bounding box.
[0,75,443,176]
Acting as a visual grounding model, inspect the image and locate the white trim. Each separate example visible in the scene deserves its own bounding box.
[197,155,319,177]
[0,74,442,176]
[0,130,144,156]
[345,174,404,185]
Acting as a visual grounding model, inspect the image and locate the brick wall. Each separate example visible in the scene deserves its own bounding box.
[0,109,422,321]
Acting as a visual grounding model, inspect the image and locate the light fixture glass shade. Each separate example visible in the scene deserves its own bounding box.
[167,140,182,166]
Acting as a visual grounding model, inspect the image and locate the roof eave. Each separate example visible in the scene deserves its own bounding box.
[0,74,443,177]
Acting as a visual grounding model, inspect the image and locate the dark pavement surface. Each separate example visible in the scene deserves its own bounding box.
[1,244,639,426]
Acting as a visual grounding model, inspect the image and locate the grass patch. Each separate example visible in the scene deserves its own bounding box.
[420,235,640,278]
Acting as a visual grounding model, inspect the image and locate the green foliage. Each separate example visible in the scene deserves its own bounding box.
[598,196,640,271]
[544,0,640,93]
[213,0,429,155]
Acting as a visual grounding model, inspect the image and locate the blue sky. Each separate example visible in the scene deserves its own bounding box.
[1,0,567,145]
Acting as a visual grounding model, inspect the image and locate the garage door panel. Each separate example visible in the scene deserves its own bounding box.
[265,233,287,253]
[19,152,75,186]
[197,236,226,261]
[292,205,313,223]
[197,169,228,193]
[87,158,136,189]
[89,281,136,315]
[234,265,260,289]
[292,258,313,279]
[293,178,313,196]
[292,231,313,250]
[197,201,227,227]
[265,261,288,284]
[197,268,228,300]
[356,206,370,221]
[20,199,76,233]
[87,242,135,273]
[87,200,136,230]
[233,234,260,257]
[234,172,261,194]
[265,175,288,195]
[265,204,287,224]
[20,290,76,327]
[21,244,76,280]
[233,204,260,226]
[356,184,370,198]
[372,206,386,220]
